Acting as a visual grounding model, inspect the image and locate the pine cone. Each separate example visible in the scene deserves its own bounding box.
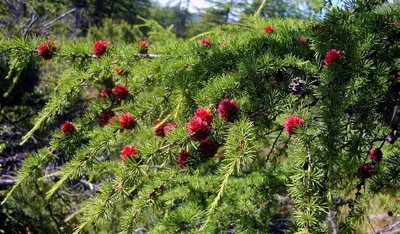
[289,77,307,94]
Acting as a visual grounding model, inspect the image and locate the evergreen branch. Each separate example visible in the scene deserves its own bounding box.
[45,116,121,200]
[0,112,45,144]
[189,31,215,41]
[104,180,126,203]
[20,108,52,145]
[201,119,257,230]
[20,73,88,145]
[1,148,55,205]
[73,142,177,233]
[77,167,174,234]
[123,173,177,233]
[201,159,236,230]
[45,165,77,200]
[45,142,104,199]
[60,53,162,60]
[4,53,33,97]
[73,174,134,234]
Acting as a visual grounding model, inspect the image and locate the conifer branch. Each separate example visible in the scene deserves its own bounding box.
[20,72,89,145]
[73,142,179,233]
[4,53,33,97]
[201,160,235,230]
[201,119,256,230]
[2,7,400,232]
[72,173,134,234]
[45,139,108,199]
[123,173,177,233]
[1,148,55,205]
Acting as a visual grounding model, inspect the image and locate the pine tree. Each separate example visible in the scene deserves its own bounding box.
[2,0,400,233]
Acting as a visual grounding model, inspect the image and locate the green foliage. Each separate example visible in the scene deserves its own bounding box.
[2,1,400,233]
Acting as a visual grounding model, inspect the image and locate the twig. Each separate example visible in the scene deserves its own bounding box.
[34,181,63,233]
[266,128,284,162]
[375,219,400,234]
[133,53,162,58]
[43,8,77,29]
[265,127,283,135]
[305,143,312,232]
[156,143,174,153]
[62,53,162,61]
[23,11,38,36]
[254,0,267,17]
[14,111,39,124]
[0,112,43,144]
[79,180,100,192]
[147,165,170,170]
[328,210,339,234]
[367,214,377,233]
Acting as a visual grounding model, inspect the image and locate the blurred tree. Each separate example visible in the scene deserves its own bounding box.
[244,0,319,18]
[184,0,319,38]
[149,0,191,38]
[205,0,249,22]
[0,0,151,39]
[85,0,151,26]
[86,19,143,42]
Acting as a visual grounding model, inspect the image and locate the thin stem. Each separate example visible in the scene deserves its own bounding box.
[34,181,63,233]
[266,128,283,162]
[328,210,339,234]
[255,0,267,17]
[305,143,312,232]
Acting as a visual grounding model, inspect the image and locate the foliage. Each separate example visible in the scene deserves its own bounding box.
[2,0,400,233]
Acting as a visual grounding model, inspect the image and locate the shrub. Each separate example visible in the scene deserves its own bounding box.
[2,1,400,233]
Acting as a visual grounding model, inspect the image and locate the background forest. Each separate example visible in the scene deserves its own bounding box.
[2,0,400,233]
[0,0,318,40]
